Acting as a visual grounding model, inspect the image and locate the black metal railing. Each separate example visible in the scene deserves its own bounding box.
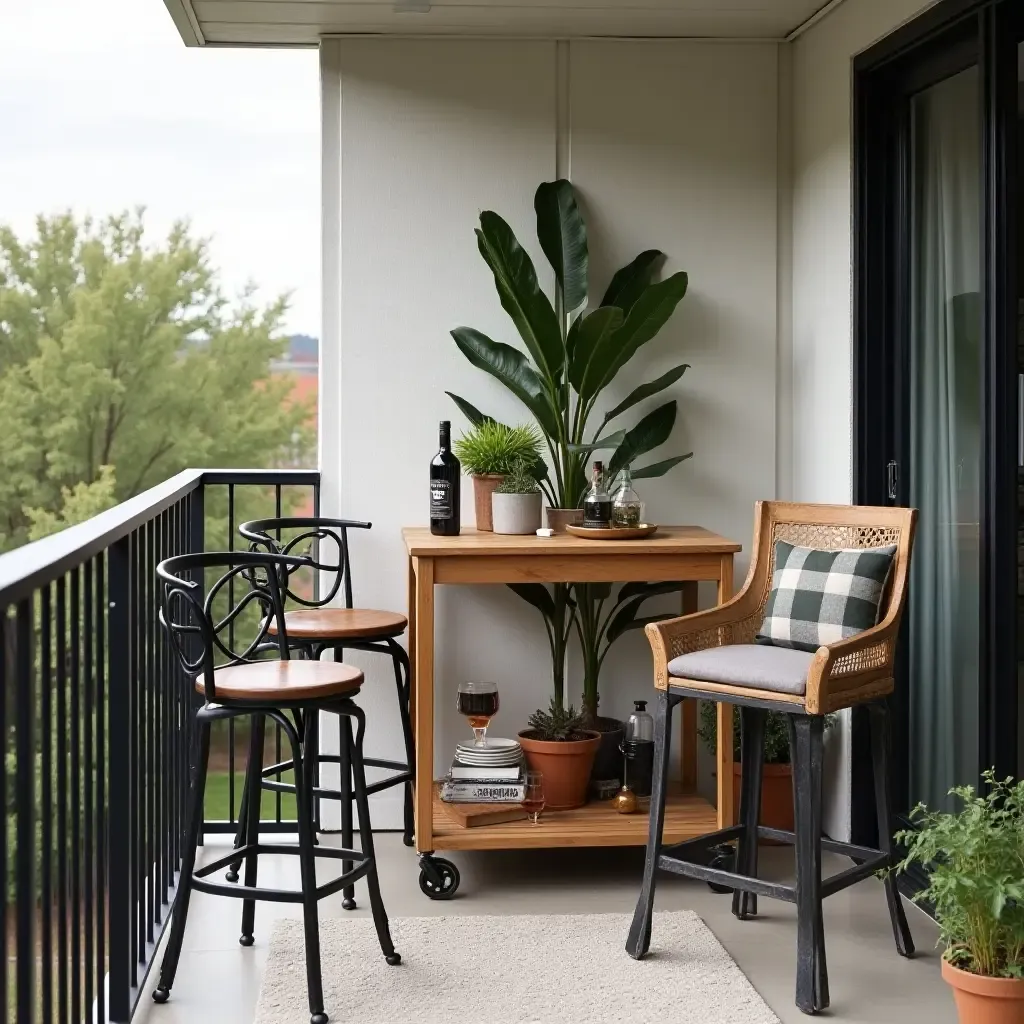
[0,468,320,1024]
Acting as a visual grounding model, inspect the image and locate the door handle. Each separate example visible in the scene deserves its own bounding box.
[886,460,899,501]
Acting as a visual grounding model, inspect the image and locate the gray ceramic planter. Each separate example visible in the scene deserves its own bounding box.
[491,491,542,535]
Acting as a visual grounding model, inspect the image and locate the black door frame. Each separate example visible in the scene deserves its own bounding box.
[851,0,1020,846]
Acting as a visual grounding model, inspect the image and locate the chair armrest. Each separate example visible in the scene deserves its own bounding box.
[644,587,762,691]
[804,616,900,714]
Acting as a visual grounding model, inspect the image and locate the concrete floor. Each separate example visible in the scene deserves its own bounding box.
[134,833,956,1024]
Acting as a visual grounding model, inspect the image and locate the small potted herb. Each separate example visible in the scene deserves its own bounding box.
[698,704,836,833]
[518,700,601,809]
[895,771,1023,1024]
[491,459,543,535]
[453,420,543,531]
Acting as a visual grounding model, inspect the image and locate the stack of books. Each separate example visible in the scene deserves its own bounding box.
[440,738,524,803]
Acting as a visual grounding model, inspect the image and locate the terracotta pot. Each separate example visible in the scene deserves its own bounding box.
[472,474,504,531]
[545,507,583,533]
[518,729,601,810]
[942,957,1024,1024]
[731,762,794,835]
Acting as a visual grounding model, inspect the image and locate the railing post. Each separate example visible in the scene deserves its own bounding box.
[189,482,205,557]
[107,536,132,1023]
[14,600,35,1024]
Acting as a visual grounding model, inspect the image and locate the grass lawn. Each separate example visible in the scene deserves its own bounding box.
[204,770,297,824]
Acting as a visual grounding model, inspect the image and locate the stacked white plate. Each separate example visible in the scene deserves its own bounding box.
[454,737,522,767]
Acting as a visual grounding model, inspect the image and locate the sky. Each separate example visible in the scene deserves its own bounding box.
[0,0,320,336]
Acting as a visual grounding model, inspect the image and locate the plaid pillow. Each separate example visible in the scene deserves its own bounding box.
[757,540,896,652]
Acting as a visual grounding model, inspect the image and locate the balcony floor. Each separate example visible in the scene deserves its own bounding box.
[134,834,954,1024]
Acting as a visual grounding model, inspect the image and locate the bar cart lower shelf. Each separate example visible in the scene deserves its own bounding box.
[429,782,717,851]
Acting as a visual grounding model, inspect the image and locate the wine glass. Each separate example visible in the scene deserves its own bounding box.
[456,680,499,747]
[522,771,545,824]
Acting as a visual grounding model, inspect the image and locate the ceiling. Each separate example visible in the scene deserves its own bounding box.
[161,0,838,47]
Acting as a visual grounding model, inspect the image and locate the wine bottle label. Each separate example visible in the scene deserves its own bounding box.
[430,479,453,519]
[583,498,611,529]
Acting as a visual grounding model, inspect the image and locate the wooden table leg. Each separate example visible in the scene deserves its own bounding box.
[413,556,435,853]
[406,555,417,728]
[679,582,699,793]
[716,554,735,828]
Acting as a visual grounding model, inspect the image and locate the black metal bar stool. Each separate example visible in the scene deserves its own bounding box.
[154,551,399,1024]
[626,502,917,1015]
[225,517,414,911]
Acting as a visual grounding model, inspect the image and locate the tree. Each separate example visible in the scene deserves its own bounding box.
[0,211,314,550]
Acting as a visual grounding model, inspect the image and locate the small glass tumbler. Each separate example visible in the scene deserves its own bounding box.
[522,771,545,824]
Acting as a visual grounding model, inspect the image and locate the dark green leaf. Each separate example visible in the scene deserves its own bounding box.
[445,391,494,427]
[630,453,693,479]
[605,596,678,644]
[601,249,663,313]
[565,313,581,364]
[566,429,626,454]
[608,401,677,476]
[567,306,624,393]
[598,364,689,431]
[507,583,555,620]
[534,179,589,313]
[451,327,561,438]
[476,213,563,381]
[616,580,690,604]
[579,272,689,402]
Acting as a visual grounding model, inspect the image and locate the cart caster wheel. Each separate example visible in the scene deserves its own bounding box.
[707,844,735,895]
[418,857,460,899]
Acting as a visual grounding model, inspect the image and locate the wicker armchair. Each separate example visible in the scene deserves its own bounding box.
[627,501,917,1015]
[645,500,916,715]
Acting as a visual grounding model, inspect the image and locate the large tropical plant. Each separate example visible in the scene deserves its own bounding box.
[448,180,692,712]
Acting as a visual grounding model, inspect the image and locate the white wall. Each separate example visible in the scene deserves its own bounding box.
[321,37,779,825]
[784,0,938,838]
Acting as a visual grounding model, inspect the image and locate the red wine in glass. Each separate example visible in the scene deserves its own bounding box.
[456,681,499,746]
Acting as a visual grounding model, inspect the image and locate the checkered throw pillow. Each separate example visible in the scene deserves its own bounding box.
[757,540,896,652]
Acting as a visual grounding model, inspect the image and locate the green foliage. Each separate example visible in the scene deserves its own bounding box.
[495,459,539,494]
[525,699,589,742]
[452,420,543,476]
[448,180,692,711]
[0,211,315,551]
[895,771,1024,979]
[696,703,839,765]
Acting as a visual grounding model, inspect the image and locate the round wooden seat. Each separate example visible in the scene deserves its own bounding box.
[204,660,364,702]
[268,608,408,640]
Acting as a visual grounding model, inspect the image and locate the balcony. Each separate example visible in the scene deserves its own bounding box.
[0,468,951,1024]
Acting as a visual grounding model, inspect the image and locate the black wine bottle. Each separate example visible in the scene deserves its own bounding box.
[582,460,611,528]
[429,420,461,536]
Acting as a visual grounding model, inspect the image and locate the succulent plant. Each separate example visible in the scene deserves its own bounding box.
[526,699,589,742]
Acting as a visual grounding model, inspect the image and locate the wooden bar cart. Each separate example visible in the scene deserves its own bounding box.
[403,526,741,897]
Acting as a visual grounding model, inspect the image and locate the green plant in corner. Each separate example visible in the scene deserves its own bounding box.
[448,179,693,711]
[525,699,590,742]
[696,704,838,764]
[894,771,1024,980]
[452,420,543,477]
[495,459,540,495]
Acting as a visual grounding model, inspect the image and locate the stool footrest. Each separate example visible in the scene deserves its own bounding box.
[657,853,797,903]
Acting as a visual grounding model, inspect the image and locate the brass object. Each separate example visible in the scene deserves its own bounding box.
[613,786,638,814]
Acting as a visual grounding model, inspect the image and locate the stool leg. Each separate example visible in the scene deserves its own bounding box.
[789,715,828,1014]
[349,707,400,965]
[227,715,264,882]
[868,702,914,957]
[153,717,210,1003]
[338,702,356,911]
[239,714,266,946]
[733,707,766,920]
[390,640,416,847]
[293,711,327,1024]
[626,691,675,960]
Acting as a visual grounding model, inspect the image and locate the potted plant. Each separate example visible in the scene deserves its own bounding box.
[697,704,837,833]
[895,771,1023,1024]
[491,459,543,534]
[518,699,601,810]
[447,178,692,712]
[453,420,543,531]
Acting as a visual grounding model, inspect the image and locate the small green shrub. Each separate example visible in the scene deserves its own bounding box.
[495,459,540,495]
[697,703,837,764]
[895,770,1024,979]
[453,421,543,476]
[525,699,589,742]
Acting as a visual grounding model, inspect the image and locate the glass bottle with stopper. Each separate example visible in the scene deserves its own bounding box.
[611,466,644,528]
[582,460,611,528]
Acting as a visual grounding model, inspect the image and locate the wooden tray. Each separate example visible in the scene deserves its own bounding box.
[566,523,658,540]
[440,800,528,828]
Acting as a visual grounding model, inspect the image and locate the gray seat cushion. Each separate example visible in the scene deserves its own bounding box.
[667,644,814,696]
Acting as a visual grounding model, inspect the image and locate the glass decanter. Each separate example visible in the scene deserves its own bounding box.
[611,467,644,528]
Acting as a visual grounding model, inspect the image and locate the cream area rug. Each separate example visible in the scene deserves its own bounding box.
[254,912,780,1024]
